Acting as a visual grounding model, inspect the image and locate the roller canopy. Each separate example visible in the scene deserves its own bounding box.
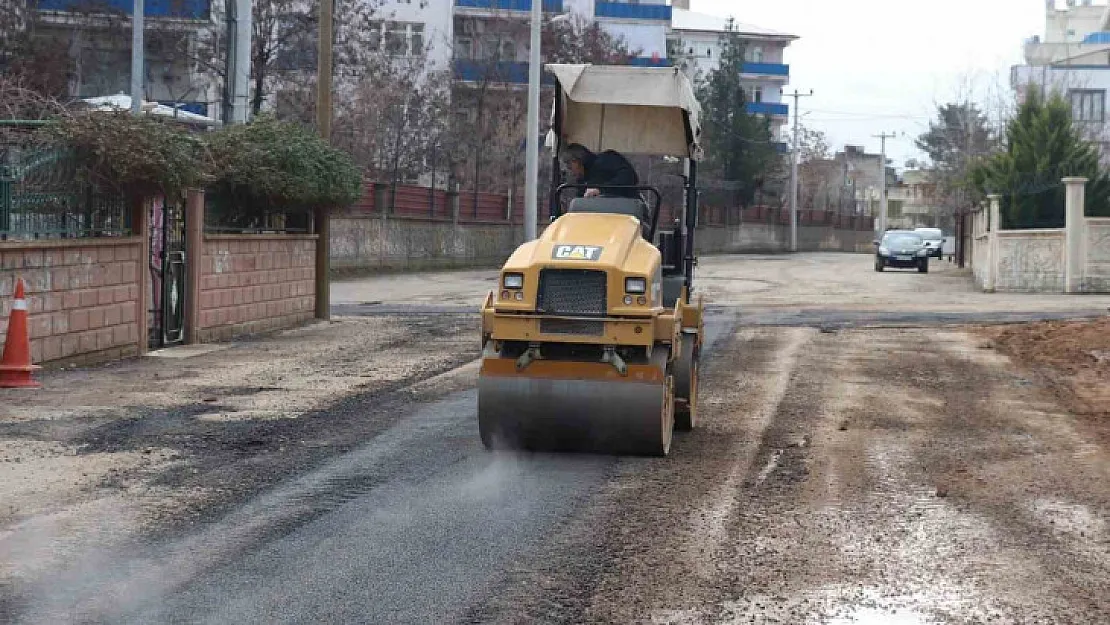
[546,64,703,161]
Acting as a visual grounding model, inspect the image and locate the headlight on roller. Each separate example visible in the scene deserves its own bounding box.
[503,273,524,289]
[625,277,647,294]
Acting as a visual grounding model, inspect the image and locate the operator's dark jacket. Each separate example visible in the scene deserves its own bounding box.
[579,150,640,198]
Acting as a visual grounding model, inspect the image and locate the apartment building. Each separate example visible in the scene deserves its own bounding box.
[21,0,797,131]
[1012,0,1110,157]
[26,0,218,117]
[886,169,942,229]
[666,1,797,144]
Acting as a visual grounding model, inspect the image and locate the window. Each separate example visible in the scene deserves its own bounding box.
[385,22,408,55]
[746,46,764,62]
[501,40,516,61]
[1070,89,1106,122]
[368,20,382,51]
[456,37,473,59]
[372,21,427,57]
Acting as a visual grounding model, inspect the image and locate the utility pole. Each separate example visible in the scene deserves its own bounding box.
[315,0,335,321]
[229,0,252,124]
[317,0,334,141]
[523,0,542,241]
[130,0,144,115]
[873,131,896,234]
[784,89,813,252]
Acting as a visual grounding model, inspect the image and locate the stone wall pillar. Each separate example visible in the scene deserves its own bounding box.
[984,194,1001,292]
[1063,176,1088,294]
[184,189,204,344]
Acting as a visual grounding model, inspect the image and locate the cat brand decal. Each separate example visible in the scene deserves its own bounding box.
[552,245,603,261]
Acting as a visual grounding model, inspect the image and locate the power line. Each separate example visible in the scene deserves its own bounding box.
[806,108,933,120]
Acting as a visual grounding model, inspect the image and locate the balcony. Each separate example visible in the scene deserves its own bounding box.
[746,102,789,117]
[627,56,672,67]
[454,60,555,85]
[37,0,210,19]
[741,62,790,78]
[454,0,564,12]
[594,2,671,21]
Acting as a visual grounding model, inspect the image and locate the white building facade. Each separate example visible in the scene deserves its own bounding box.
[667,4,797,147]
[25,0,794,127]
[567,0,671,63]
[1013,0,1110,157]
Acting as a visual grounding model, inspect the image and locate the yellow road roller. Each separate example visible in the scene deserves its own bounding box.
[478,64,704,456]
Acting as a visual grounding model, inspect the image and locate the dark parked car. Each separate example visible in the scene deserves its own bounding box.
[875,231,929,273]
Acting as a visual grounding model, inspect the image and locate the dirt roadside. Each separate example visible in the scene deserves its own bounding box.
[980,317,1110,423]
[0,314,478,589]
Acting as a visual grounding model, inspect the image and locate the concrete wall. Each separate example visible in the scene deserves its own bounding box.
[197,235,317,342]
[0,238,143,366]
[995,230,1067,293]
[969,182,1110,293]
[1084,218,1110,291]
[331,216,526,272]
[331,215,872,274]
[695,222,873,254]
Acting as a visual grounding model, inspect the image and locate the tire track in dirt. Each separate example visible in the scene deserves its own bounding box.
[460,325,814,624]
[714,328,1110,623]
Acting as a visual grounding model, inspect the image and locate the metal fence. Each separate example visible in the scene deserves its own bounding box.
[998,181,1065,230]
[1,147,132,240]
[203,191,313,234]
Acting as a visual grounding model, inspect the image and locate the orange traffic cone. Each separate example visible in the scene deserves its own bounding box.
[0,278,41,389]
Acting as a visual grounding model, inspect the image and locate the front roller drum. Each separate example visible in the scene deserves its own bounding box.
[478,353,674,456]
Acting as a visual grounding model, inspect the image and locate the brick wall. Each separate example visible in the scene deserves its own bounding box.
[197,235,316,342]
[0,239,143,366]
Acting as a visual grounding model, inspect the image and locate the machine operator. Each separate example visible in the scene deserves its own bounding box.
[562,144,640,199]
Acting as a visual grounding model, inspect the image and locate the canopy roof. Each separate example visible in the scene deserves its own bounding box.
[546,64,702,161]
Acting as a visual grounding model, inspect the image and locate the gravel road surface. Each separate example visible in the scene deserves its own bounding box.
[2,254,1109,624]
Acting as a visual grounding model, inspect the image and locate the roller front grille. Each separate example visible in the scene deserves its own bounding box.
[540,319,605,336]
[537,269,608,317]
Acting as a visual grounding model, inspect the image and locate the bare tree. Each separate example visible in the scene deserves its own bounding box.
[334,52,451,189]
[1,1,136,101]
[0,74,69,121]
[445,11,640,195]
[179,0,389,119]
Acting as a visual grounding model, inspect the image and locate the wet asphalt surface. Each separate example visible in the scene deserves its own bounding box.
[6,256,1110,624]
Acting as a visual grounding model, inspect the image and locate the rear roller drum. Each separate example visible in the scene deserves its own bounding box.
[673,337,699,432]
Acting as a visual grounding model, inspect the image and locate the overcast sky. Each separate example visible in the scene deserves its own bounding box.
[692,0,1048,167]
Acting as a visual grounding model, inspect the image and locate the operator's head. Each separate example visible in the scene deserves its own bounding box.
[561,143,593,180]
